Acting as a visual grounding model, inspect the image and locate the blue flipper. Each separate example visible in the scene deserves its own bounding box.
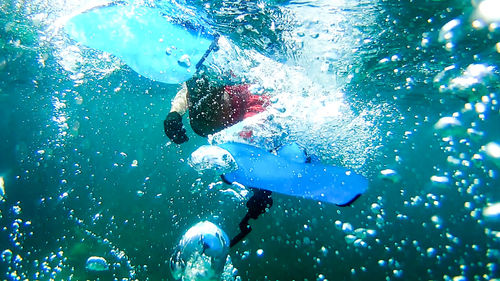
[64,3,215,84]
[219,143,368,206]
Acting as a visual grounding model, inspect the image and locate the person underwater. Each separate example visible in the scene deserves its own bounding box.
[163,71,269,144]
[163,69,273,246]
[64,0,275,249]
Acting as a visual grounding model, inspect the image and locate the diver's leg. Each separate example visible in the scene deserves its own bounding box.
[230,189,273,247]
[246,189,273,219]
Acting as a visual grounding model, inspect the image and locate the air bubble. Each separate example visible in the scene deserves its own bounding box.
[379,169,401,183]
[334,220,342,230]
[485,142,500,168]
[12,205,21,215]
[85,256,109,272]
[434,117,464,136]
[320,246,328,256]
[477,0,500,22]
[317,273,326,281]
[393,269,403,278]
[345,235,356,244]
[1,249,13,262]
[370,203,381,214]
[483,202,500,221]
[177,55,191,68]
[353,239,367,248]
[427,247,437,257]
[0,177,4,200]
[342,222,353,233]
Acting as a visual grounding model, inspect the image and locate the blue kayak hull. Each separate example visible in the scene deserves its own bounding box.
[218,142,368,206]
[64,4,214,84]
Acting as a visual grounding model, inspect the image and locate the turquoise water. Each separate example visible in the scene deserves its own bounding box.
[1,0,499,280]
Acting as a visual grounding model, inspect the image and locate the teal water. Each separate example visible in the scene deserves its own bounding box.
[1,0,499,280]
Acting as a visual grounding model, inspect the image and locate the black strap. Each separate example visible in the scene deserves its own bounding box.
[195,34,220,70]
[230,189,273,248]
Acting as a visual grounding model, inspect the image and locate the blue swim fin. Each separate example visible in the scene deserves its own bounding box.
[218,142,368,206]
[64,3,215,84]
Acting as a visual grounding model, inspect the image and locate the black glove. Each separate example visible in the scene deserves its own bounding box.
[164,112,189,144]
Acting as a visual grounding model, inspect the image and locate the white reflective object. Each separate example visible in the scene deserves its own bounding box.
[189,145,237,173]
[85,256,109,272]
[434,117,462,131]
[485,142,500,159]
[483,203,500,219]
[1,249,13,262]
[478,0,500,22]
[0,176,4,200]
[170,221,230,281]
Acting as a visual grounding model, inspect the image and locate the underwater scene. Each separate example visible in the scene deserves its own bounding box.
[0,0,499,280]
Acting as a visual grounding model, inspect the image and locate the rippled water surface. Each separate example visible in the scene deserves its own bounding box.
[0,0,499,280]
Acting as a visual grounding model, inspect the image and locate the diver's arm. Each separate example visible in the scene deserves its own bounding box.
[164,83,189,144]
[170,82,188,115]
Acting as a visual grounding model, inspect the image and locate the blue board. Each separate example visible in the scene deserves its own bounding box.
[64,3,215,84]
[218,142,368,206]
